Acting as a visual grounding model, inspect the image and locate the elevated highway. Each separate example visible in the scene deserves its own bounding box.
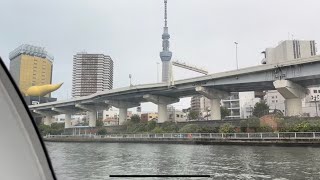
[30,55,320,127]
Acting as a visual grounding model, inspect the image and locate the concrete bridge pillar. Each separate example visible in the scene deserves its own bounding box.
[33,110,55,126]
[75,104,104,127]
[87,111,97,127]
[75,102,109,127]
[105,100,140,125]
[143,94,179,123]
[158,104,168,123]
[273,80,308,116]
[43,115,53,126]
[65,113,72,128]
[51,107,78,128]
[195,86,229,120]
[210,99,221,120]
[119,108,128,125]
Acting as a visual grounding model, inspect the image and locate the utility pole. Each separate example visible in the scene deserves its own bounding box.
[234,42,238,70]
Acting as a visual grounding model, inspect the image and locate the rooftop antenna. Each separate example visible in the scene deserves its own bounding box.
[164,0,167,27]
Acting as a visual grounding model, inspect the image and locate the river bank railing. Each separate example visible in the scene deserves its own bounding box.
[45,132,320,140]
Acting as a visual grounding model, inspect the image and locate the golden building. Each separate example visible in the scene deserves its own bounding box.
[9,44,54,97]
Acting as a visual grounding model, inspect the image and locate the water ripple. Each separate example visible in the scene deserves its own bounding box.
[45,142,320,180]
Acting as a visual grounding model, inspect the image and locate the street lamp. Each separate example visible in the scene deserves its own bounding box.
[129,74,132,87]
[156,62,160,83]
[234,42,238,70]
[312,95,319,117]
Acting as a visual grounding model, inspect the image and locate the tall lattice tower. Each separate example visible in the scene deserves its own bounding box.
[160,0,172,83]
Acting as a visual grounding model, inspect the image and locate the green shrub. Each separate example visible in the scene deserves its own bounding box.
[97,128,107,135]
[130,114,141,123]
[161,122,179,133]
[179,124,200,133]
[96,120,104,127]
[257,125,273,132]
[146,121,156,131]
[240,120,248,132]
[252,101,269,118]
[151,127,164,133]
[219,123,235,133]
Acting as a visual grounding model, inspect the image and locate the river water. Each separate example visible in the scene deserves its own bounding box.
[46,142,320,180]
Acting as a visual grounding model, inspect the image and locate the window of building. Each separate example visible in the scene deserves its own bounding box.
[276,100,278,103]
[272,100,274,103]
[318,90,320,93]
[176,114,179,118]
[314,90,317,93]
[272,96,274,99]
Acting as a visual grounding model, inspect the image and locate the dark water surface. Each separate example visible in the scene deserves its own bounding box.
[46,142,320,180]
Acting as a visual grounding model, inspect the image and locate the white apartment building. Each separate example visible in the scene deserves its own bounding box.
[239,92,261,119]
[264,90,286,114]
[102,108,133,126]
[302,86,320,117]
[191,92,261,119]
[53,114,86,126]
[168,105,187,122]
[72,53,113,97]
[221,92,240,119]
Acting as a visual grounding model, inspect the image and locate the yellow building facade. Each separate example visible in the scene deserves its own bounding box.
[9,44,53,97]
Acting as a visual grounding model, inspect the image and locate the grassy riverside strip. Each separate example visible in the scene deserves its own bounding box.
[38,116,320,136]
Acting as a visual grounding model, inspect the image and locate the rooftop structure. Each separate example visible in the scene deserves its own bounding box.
[9,44,54,62]
[261,40,317,64]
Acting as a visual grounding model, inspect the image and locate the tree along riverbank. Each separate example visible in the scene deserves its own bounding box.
[38,115,320,136]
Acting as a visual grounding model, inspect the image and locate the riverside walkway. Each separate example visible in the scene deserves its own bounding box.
[44,132,320,147]
[46,132,320,140]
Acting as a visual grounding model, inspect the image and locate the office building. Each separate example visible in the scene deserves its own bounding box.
[141,113,158,122]
[261,40,316,64]
[9,44,54,97]
[72,53,113,97]
[191,95,211,117]
[262,39,319,117]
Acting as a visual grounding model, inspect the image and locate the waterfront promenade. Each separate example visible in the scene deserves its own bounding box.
[44,132,320,146]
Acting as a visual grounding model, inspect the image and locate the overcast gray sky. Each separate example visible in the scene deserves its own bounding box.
[1,0,320,112]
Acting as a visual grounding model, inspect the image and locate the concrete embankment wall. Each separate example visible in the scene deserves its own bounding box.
[44,137,320,147]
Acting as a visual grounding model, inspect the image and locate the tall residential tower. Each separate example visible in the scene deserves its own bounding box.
[72,53,113,97]
[160,0,172,83]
